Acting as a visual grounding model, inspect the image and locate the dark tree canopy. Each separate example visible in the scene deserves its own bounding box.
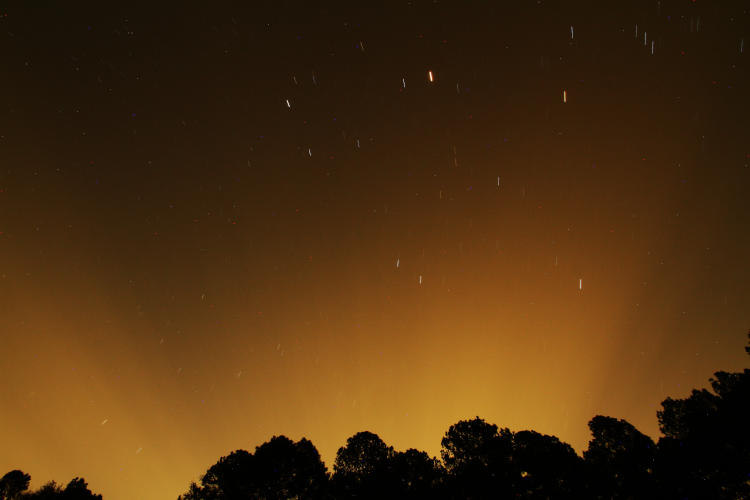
[387,448,444,498]
[440,417,515,498]
[200,449,255,499]
[179,435,327,500]
[21,481,63,500]
[331,431,395,499]
[512,430,583,499]
[330,432,445,499]
[174,481,211,500]
[17,331,750,500]
[654,331,750,500]
[440,417,513,473]
[59,478,103,500]
[0,470,31,500]
[584,416,656,465]
[252,436,328,499]
[0,473,101,500]
[584,415,656,499]
[333,431,393,477]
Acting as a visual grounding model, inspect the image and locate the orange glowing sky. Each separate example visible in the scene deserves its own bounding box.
[1,2,749,499]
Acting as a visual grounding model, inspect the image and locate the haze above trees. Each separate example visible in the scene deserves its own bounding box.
[4,332,748,499]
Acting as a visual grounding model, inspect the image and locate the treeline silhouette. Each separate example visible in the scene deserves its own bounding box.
[174,332,749,500]
[0,471,100,500]
[3,333,748,499]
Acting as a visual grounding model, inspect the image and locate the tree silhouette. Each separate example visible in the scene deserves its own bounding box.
[198,449,255,499]
[511,430,583,499]
[59,478,102,500]
[440,417,515,499]
[332,431,394,499]
[163,329,748,499]
[330,432,447,498]
[387,448,444,499]
[175,481,208,500]
[583,416,656,499]
[439,421,583,499]
[22,481,63,500]
[0,474,102,500]
[333,431,393,477]
[0,470,30,500]
[178,436,327,500]
[654,331,750,499]
[252,436,328,499]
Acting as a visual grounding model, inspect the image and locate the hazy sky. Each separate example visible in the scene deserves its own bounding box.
[1,2,749,499]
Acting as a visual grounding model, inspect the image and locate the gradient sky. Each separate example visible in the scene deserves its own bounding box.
[1,2,749,499]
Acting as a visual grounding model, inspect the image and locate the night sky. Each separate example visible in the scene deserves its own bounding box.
[2,2,749,499]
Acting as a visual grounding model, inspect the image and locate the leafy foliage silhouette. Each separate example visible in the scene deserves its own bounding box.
[440,417,514,498]
[177,435,327,500]
[330,431,444,498]
[0,470,31,500]
[387,448,444,498]
[0,474,102,500]
[512,430,583,499]
[9,332,750,499]
[654,330,750,500]
[0,469,31,500]
[583,415,656,499]
[331,431,394,498]
[173,331,749,499]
